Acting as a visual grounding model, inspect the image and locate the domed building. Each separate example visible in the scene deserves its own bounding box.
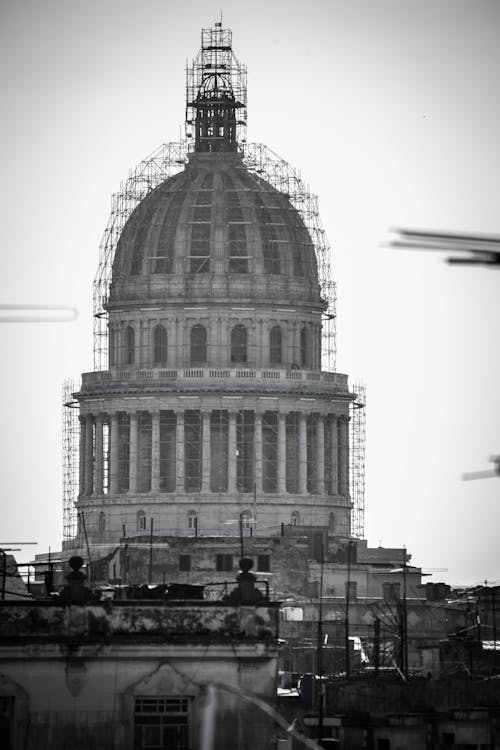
[70,23,356,574]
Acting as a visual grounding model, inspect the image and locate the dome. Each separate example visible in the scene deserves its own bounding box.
[108,151,323,310]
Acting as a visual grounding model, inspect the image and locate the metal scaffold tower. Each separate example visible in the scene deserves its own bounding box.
[243,143,337,372]
[185,24,247,150]
[350,382,366,539]
[93,141,189,370]
[62,379,79,541]
[92,141,337,372]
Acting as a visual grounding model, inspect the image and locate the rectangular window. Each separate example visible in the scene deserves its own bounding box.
[179,555,191,572]
[134,697,190,750]
[184,411,202,492]
[236,411,254,492]
[257,555,270,572]
[117,412,130,492]
[262,411,278,493]
[160,411,176,493]
[211,411,228,492]
[216,554,233,572]
[138,411,152,493]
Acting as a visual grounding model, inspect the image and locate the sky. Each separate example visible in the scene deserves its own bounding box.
[1,0,499,586]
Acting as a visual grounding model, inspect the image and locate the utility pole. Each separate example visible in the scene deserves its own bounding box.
[345,540,352,679]
[316,542,324,746]
[79,512,92,586]
[402,547,408,679]
[148,517,154,584]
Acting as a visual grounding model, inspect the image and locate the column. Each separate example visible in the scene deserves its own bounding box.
[84,414,94,495]
[278,412,287,494]
[109,412,119,494]
[176,410,185,491]
[94,413,104,495]
[298,412,307,495]
[316,414,325,495]
[201,410,211,492]
[151,410,160,493]
[128,411,138,494]
[79,416,86,496]
[228,411,237,493]
[330,416,339,495]
[338,417,349,496]
[254,411,263,493]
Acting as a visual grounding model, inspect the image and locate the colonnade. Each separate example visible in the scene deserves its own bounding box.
[79,409,349,499]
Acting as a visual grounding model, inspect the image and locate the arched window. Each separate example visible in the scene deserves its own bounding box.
[125,326,135,365]
[187,510,197,530]
[329,512,335,533]
[98,511,105,533]
[300,326,308,368]
[291,510,300,527]
[153,324,168,364]
[190,324,207,364]
[137,510,146,532]
[241,511,252,530]
[269,325,282,365]
[231,324,247,363]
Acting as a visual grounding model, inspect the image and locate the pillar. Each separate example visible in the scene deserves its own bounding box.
[278,412,287,493]
[94,413,104,495]
[330,416,339,494]
[151,410,160,493]
[176,410,185,491]
[202,410,211,492]
[228,411,237,493]
[338,417,349,496]
[129,411,138,494]
[298,412,307,494]
[316,414,325,495]
[79,415,86,496]
[254,411,262,493]
[109,412,119,494]
[84,414,94,496]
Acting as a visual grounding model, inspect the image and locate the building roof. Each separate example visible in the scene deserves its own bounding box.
[109,151,323,309]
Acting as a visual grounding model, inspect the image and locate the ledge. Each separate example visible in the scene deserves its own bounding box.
[79,367,351,399]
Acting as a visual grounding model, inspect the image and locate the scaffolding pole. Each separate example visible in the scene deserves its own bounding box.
[62,378,79,542]
[92,141,189,371]
[242,143,337,372]
[350,382,366,539]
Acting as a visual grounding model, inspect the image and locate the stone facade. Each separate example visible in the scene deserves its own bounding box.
[73,143,354,557]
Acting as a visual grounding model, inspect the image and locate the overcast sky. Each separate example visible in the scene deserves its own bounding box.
[1,0,499,585]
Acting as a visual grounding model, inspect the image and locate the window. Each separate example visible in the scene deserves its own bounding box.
[240,511,251,530]
[329,512,335,533]
[269,325,282,365]
[291,511,300,527]
[231,324,247,363]
[153,325,168,364]
[98,512,105,533]
[125,326,135,365]
[300,326,308,368]
[190,325,207,364]
[257,554,270,572]
[137,510,146,532]
[179,555,191,572]
[216,554,233,572]
[187,510,197,531]
[134,697,190,750]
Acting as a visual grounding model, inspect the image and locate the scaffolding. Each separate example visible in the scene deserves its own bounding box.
[243,143,337,372]
[62,379,79,541]
[350,382,366,539]
[93,141,189,370]
[185,24,247,151]
[92,140,337,372]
